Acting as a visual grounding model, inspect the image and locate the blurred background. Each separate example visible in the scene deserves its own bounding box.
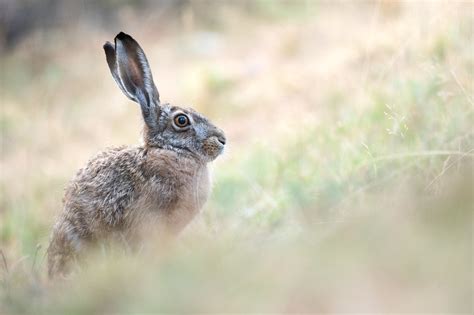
[1,0,473,313]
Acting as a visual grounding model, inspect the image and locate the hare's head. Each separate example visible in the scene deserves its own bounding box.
[104,32,226,162]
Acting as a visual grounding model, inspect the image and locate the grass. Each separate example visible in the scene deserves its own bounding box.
[1,1,473,313]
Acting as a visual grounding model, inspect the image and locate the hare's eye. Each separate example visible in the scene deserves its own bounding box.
[174,114,190,128]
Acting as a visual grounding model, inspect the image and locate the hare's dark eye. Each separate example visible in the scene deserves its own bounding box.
[174,114,190,128]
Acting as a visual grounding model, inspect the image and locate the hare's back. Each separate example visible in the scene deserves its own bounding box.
[64,146,146,226]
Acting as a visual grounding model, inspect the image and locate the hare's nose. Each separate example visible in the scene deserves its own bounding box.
[217,135,226,146]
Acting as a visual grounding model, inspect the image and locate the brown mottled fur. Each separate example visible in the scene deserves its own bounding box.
[47,33,225,278]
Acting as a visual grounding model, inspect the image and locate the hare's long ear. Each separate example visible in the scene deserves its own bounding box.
[103,41,133,99]
[103,32,160,128]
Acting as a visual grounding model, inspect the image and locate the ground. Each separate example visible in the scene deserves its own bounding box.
[0,1,473,313]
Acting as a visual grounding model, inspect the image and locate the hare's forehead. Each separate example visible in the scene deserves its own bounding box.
[162,105,208,122]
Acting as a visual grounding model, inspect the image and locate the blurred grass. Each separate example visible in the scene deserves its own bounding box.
[1,1,473,313]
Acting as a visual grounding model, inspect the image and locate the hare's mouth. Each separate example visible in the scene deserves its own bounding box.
[203,136,225,160]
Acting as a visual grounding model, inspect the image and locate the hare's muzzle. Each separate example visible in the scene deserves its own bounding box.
[203,134,226,161]
[217,135,226,146]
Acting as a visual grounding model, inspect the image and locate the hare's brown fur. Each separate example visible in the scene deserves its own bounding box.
[47,32,225,277]
[48,147,210,276]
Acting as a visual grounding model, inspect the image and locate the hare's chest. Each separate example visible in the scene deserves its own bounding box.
[132,164,210,233]
[181,167,211,211]
[167,167,210,230]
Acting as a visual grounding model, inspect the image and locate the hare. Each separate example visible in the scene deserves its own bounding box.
[47,32,226,278]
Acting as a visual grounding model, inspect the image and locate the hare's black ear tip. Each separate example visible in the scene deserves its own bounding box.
[115,31,132,41]
[103,41,114,51]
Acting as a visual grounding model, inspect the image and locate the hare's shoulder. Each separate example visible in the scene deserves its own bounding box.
[73,146,145,182]
[65,146,145,203]
[63,146,147,226]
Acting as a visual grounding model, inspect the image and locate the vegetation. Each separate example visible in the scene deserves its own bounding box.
[1,1,472,313]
